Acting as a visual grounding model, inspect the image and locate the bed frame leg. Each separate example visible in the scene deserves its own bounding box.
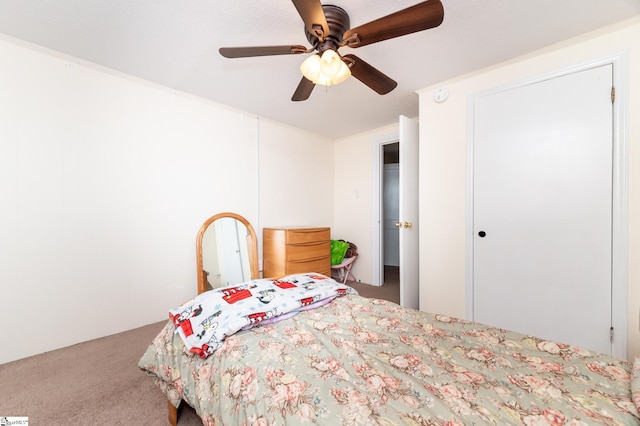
[168,399,178,425]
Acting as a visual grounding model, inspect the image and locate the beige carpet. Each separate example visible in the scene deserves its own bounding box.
[0,321,202,425]
[0,278,400,425]
[347,265,400,304]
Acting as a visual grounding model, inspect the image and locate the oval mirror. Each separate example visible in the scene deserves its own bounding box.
[196,212,258,294]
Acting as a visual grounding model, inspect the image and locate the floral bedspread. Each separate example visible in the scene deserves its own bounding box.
[139,294,640,425]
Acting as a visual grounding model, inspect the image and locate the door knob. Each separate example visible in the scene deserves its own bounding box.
[403,222,413,229]
[396,221,412,229]
[478,231,486,237]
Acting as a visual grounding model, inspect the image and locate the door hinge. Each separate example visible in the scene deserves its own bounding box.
[610,326,614,343]
[611,86,616,104]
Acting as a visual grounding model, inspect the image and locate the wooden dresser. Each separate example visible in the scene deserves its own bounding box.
[262,227,331,278]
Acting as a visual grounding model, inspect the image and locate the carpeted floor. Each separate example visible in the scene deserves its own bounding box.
[0,319,203,425]
[0,277,400,425]
[348,266,400,304]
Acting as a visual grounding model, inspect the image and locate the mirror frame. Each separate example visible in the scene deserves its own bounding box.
[196,212,259,294]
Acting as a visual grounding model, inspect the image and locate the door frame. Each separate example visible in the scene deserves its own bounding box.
[465,52,629,358]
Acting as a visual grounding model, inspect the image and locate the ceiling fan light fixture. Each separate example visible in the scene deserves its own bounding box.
[300,54,321,82]
[300,50,351,86]
[319,49,342,76]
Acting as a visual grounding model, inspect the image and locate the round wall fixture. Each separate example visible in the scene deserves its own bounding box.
[433,87,449,103]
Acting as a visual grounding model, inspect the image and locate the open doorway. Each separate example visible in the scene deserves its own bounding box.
[382,143,400,290]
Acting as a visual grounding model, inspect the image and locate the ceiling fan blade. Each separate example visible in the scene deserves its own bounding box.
[343,0,444,48]
[291,0,330,41]
[219,45,308,58]
[292,77,315,101]
[342,54,397,95]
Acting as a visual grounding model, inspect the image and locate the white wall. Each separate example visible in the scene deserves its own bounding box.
[417,17,640,360]
[0,36,333,364]
[256,118,335,269]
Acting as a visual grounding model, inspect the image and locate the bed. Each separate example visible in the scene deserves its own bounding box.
[139,273,640,425]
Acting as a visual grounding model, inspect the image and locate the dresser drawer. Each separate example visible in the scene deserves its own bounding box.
[263,227,331,279]
[287,241,330,261]
[287,256,330,275]
[286,228,330,244]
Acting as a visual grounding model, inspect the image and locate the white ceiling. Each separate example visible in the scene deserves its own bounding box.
[1,1,639,139]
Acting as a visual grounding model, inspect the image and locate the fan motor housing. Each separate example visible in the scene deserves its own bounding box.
[305,5,350,53]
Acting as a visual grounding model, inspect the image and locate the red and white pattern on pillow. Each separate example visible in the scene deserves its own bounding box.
[169,273,355,358]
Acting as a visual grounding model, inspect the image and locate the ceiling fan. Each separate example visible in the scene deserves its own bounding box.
[219,0,444,101]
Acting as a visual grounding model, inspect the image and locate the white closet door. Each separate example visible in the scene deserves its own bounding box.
[472,64,613,354]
